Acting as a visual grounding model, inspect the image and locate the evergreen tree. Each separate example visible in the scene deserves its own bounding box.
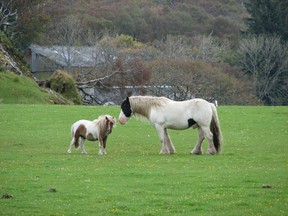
[244,0,288,41]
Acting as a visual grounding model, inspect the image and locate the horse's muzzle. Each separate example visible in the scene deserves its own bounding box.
[118,116,127,125]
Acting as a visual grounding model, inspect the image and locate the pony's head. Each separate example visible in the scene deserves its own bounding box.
[105,115,116,135]
[119,97,132,125]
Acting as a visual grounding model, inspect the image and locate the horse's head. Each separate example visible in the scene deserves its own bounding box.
[105,115,116,135]
[119,97,132,125]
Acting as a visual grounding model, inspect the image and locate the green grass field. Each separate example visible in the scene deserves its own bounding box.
[0,105,287,215]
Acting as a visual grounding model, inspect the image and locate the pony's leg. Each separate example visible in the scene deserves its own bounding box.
[202,126,217,155]
[102,137,108,155]
[191,127,204,155]
[155,124,170,154]
[98,143,105,155]
[164,129,175,154]
[98,136,105,155]
[67,138,75,153]
[79,138,87,154]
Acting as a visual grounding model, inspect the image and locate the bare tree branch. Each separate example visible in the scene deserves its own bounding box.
[0,0,18,30]
[76,70,122,86]
[237,35,288,105]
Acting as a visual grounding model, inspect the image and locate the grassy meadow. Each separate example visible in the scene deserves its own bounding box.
[0,104,287,215]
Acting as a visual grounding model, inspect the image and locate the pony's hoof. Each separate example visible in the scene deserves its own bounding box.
[67,150,72,154]
[160,150,170,154]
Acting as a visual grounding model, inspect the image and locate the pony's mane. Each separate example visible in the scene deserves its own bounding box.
[93,115,116,128]
[129,96,170,118]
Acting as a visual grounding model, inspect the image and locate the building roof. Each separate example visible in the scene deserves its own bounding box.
[29,44,102,68]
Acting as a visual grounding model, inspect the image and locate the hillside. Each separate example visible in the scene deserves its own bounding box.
[45,0,247,44]
[0,36,72,104]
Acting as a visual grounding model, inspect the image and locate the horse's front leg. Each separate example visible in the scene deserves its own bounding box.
[191,127,204,155]
[164,128,175,154]
[155,124,170,154]
[102,136,108,155]
[98,135,105,156]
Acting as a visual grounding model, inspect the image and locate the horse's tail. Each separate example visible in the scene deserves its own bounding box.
[210,104,222,153]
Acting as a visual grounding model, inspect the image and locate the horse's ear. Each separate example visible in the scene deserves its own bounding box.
[126,97,129,102]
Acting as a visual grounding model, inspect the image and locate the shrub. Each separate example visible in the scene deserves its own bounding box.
[49,70,82,104]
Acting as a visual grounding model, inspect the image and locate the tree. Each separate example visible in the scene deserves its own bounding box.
[45,15,84,74]
[153,34,229,63]
[244,0,288,41]
[75,35,152,104]
[0,0,17,31]
[237,35,288,105]
[0,0,50,51]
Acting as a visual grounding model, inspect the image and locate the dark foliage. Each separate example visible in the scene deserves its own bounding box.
[244,0,288,41]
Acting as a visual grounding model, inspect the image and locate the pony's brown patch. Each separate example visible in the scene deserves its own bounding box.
[86,133,97,141]
[129,96,169,118]
[74,124,87,147]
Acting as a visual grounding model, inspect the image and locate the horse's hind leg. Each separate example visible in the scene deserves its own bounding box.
[164,129,175,154]
[202,126,217,155]
[79,137,87,154]
[191,127,204,155]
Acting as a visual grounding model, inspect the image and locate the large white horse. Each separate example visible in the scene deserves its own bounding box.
[118,96,222,155]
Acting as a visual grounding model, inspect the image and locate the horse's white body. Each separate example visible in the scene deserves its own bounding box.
[68,115,115,155]
[149,99,212,130]
[119,96,222,155]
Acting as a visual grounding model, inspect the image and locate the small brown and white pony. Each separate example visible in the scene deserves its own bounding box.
[68,115,116,155]
[119,96,222,155]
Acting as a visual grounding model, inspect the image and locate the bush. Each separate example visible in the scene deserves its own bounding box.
[49,70,82,104]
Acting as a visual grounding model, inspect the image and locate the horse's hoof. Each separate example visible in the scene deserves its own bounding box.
[191,150,202,155]
[207,149,217,155]
[67,150,71,154]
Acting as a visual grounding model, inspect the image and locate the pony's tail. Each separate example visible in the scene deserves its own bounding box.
[210,104,223,153]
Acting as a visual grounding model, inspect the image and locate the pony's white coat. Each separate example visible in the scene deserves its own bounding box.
[119,96,222,155]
